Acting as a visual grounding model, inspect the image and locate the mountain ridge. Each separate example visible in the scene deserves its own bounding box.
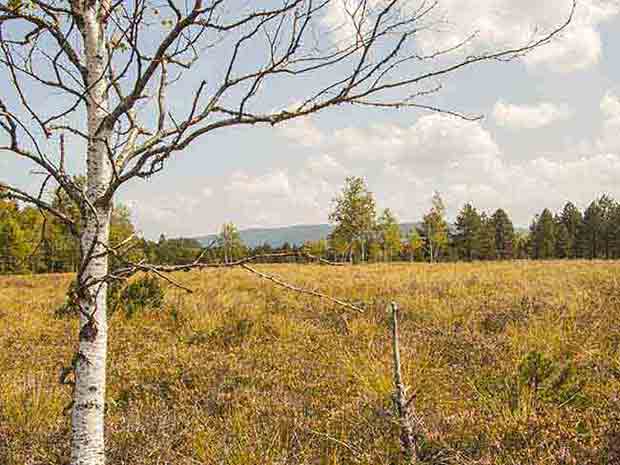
[194,223,420,248]
[193,222,529,248]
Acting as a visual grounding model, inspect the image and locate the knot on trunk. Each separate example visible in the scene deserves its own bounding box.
[79,319,98,342]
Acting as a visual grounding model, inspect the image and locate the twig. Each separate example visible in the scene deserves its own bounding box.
[241,263,364,313]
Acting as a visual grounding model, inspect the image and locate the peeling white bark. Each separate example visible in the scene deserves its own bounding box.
[71,4,112,465]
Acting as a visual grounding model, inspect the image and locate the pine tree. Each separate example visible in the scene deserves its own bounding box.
[554,216,570,258]
[454,203,482,261]
[533,209,556,259]
[581,201,604,259]
[513,231,530,259]
[479,213,497,260]
[598,194,617,259]
[492,208,515,259]
[610,203,620,259]
[560,202,583,258]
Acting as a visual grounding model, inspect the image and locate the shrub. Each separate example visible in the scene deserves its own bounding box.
[54,277,165,319]
[115,275,165,318]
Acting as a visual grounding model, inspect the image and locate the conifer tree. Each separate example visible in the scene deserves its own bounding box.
[610,203,620,259]
[533,209,556,259]
[479,213,498,260]
[454,203,482,261]
[581,201,604,259]
[513,231,530,259]
[554,215,570,258]
[492,208,515,259]
[598,194,617,259]
[560,202,583,258]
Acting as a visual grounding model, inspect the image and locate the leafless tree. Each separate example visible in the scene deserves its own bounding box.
[0,0,574,463]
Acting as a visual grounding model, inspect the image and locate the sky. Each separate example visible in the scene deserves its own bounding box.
[3,0,620,239]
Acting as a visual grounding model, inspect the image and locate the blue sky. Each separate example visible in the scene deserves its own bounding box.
[3,0,620,238]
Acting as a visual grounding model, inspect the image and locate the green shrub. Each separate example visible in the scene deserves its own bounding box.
[115,275,165,318]
[518,351,588,407]
[54,277,165,319]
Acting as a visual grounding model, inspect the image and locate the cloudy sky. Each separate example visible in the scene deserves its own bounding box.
[4,0,620,238]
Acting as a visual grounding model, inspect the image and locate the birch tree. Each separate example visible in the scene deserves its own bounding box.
[0,0,574,463]
[217,221,244,263]
[329,176,376,262]
[421,191,448,263]
[377,207,401,261]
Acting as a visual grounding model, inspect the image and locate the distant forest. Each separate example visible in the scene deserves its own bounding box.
[1,179,620,274]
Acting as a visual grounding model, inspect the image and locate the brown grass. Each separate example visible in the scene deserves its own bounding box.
[1,261,620,464]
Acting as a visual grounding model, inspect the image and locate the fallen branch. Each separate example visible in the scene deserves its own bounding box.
[100,244,363,312]
[242,263,364,313]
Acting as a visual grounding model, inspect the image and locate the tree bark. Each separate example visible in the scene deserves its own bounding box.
[71,5,112,465]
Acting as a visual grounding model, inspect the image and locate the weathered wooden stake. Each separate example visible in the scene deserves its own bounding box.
[390,301,419,463]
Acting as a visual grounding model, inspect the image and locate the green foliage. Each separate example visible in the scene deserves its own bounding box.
[329,176,376,262]
[405,227,423,261]
[517,351,587,406]
[531,209,556,259]
[0,178,145,274]
[492,208,514,259]
[479,213,497,260]
[216,222,246,263]
[115,276,165,318]
[454,203,482,261]
[554,217,570,258]
[560,201,583,258]
[376,208,401,261]
[421,191,448,262]
[303,238,327,258]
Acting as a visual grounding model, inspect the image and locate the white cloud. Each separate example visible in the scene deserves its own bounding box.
[410,0,617,72]
[227,170,291,197]
[493,100,573,129]
[128,92,620,236]
[601,92,620,120]
[222,114,508,225]
[322,0,389,47]
[597,91,620,152]
[277,117,325,147]
[231,113,620,227]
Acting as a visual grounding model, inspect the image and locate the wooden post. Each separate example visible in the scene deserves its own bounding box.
[390,301,418,463]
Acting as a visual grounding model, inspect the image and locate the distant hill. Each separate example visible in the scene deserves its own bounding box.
[195,223,421,248]
[194,222,529,249]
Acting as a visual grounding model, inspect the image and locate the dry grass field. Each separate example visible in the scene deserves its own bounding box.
[2,261,620,464]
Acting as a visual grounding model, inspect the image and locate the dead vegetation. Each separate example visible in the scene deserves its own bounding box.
[1,260,620,464]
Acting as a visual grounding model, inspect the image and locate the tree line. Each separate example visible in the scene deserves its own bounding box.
[314,176,620,263]
[2,176,620,274]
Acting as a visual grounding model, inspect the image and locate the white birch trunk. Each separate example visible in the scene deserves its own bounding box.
[71,5,112,465]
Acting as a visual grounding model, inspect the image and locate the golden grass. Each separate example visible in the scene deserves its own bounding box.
[1,261,620,464]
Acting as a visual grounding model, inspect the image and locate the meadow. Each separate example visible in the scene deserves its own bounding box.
[1,261,620,465]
